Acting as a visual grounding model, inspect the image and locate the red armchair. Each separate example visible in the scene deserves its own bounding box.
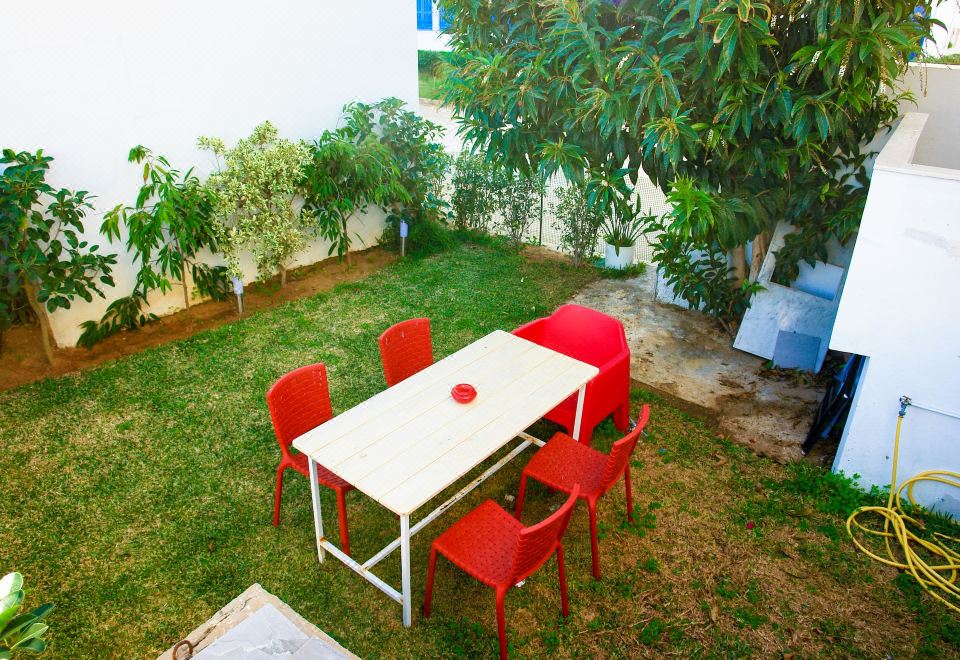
[513,304,631,445]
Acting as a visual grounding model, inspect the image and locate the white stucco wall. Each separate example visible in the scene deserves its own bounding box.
[831,113,960,515]
[418,30,453,52]
[1,2,418,347]
[898,64,960,170]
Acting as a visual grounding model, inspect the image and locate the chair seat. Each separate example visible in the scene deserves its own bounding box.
[288,452,352,491]
[523,432,608,497]
[433,500,523,588]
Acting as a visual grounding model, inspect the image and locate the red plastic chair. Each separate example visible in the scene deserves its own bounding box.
[267,363,354,555]
[423,486,581,660]
[515,404,650,579]
[512,304,630,445]
[378,318,434,388]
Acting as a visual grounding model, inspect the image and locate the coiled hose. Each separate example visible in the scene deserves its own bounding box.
[846,403,960,613]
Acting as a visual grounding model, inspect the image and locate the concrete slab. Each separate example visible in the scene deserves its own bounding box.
[570,267,825,463]
[158,584,356,660]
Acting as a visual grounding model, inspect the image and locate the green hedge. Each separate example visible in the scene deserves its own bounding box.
[417,50,464,75]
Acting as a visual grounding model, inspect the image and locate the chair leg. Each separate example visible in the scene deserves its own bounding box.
[557,545,569,617]
[272,465,285,527]
[624,466,635,523]
[579,423,595,447]
[423,547,438,617]
[514,473,529,520]
[495,587,508,660]
[614,400,630,432]
[588,502,601,580]
[335,489,351,556]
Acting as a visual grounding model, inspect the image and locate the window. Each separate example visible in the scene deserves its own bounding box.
[417,0,433,30]
[439,7,453,29]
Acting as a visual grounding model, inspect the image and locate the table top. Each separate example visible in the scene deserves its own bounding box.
[292,330,599,515]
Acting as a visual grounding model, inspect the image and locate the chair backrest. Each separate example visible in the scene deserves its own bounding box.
[266,363,334,457]
[379,318,433,387]
[514,305,626,367]
[510,485,581,583]
[600,404,650,492]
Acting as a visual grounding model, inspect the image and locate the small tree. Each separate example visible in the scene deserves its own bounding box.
[0,149,116,363]
[302,106,407,266]
[198,122,311,286]
[341,99,451,250]
[77,146,229,347]
[552,183,603,267]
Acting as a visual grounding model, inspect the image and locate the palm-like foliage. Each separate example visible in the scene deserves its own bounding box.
[441,0,936,321]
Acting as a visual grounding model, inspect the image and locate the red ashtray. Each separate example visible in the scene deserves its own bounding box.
[451,383,477,403]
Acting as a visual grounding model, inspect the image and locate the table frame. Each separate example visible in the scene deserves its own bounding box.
[305,385,587,626]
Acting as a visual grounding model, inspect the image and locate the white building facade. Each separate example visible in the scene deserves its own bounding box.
[416,1,453,51]
[830,66,960,515]
[1,2,418,347]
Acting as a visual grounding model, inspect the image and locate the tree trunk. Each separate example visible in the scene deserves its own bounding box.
[23,279,55,364]
[342,215,352,268]
[182,279,191,314]
[279,264,287,288]
[731,245,748,286]
[177,243,191,313]
[749,232,769,282]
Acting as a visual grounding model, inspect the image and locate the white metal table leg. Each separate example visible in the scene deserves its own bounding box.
[572,384,586,441]
[307,458,325,563]
[400,514,412,627]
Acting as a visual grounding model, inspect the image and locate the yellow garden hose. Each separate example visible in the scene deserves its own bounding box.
[846,399,960,613]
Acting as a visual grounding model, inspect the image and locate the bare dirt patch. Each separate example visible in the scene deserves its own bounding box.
[0,247,395,392]
[570,268,825,463]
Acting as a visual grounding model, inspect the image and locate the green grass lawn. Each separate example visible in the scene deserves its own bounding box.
[2,241,958,658]
[419,71,445,101]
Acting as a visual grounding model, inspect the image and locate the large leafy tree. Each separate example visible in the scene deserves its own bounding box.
[441,0,935,322]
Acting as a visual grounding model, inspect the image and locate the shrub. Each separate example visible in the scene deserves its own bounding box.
[450,152,499,231]
[198,122,310,286]
[0,149,117,363]
[552,184,602,267]
[497,170,544,249]
[418,50,465,76]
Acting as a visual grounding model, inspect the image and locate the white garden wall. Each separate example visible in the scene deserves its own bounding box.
[831,112,960,515]
[0,2,418,347]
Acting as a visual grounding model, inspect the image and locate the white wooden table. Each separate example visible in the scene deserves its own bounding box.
[292,330,599,626]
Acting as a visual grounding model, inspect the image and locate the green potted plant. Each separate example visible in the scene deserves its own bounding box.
[602,210,645,271]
